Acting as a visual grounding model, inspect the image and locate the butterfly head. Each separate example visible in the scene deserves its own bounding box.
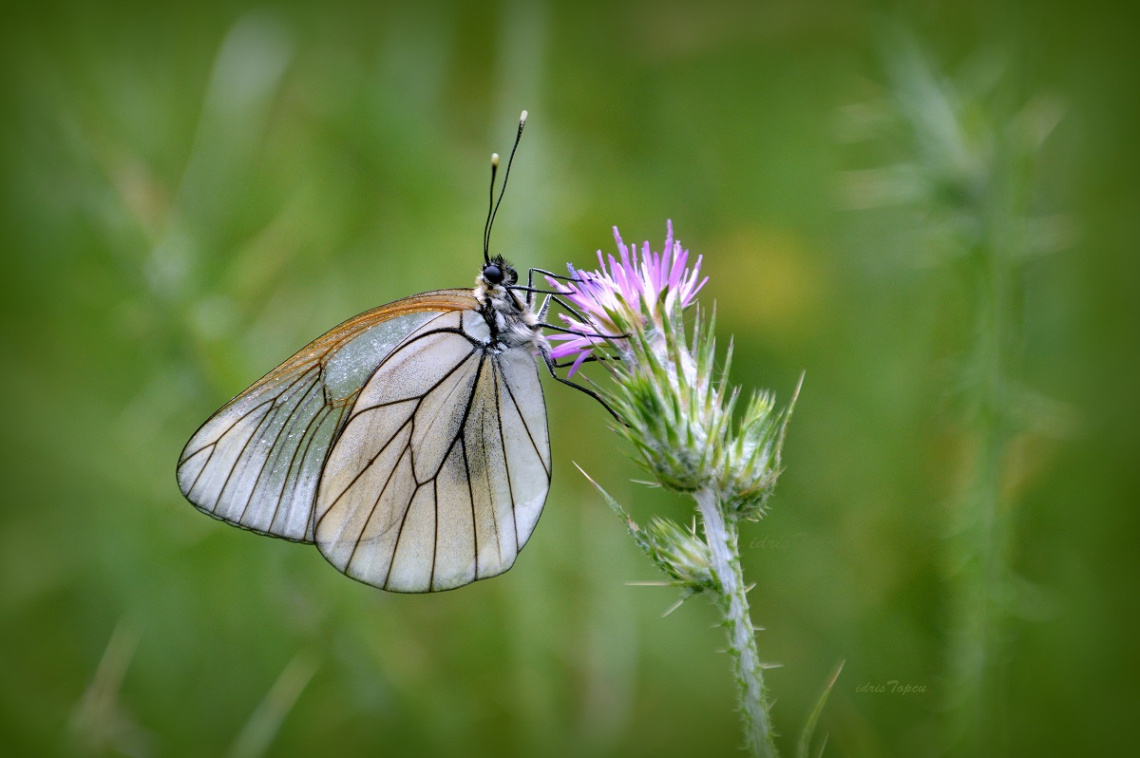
[478,255,518,293]
[475,255,541,345]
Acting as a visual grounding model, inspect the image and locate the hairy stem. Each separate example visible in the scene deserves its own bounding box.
[946,236,1018,754]
[696,488,777,758]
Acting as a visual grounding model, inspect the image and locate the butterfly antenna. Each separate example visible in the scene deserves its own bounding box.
[483,153,499,264]
[483,110,528,263]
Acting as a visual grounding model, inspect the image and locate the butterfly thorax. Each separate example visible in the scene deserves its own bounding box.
[473,258,548,356]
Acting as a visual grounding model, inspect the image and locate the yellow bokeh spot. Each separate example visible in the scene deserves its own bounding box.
[709,226,826,343]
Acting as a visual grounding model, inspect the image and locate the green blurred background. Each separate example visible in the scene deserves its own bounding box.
[2,1,1137,756]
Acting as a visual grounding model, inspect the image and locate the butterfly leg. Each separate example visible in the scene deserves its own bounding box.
[527,266,584,290]
[536,320,629,352]
[550,354,618,368]
[520,268,632,345]
[512,288,599,329]
[541,351,622,423]
[522,266,585,312]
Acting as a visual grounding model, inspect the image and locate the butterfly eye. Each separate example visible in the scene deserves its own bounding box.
[483,263,504,285]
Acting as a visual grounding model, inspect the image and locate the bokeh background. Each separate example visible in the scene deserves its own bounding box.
[2,1,1137,756]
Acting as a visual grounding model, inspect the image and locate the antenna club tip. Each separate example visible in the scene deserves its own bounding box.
[491,153,500,166]
[519,110,528,123]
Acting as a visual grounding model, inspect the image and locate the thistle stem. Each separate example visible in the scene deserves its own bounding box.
[696,488,777,758]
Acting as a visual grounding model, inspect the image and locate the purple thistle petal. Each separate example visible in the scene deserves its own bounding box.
[545,221,705,367]
[567,350,591,377]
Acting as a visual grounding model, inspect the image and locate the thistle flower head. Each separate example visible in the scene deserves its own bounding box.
[561,222,795,509]
[547,220,707,375]
[638,515,717,592]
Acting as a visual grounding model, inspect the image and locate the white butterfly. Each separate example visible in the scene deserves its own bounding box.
[176,113,605,592]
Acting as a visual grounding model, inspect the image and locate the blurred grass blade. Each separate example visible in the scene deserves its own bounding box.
[68,621,145,756]
[229,651,320,758]
[796,659,844,758]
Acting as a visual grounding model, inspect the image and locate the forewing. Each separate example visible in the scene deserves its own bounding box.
[315,318,550,592]
[176,290,477,543]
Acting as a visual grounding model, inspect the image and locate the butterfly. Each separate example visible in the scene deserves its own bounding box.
[176,113,610,592]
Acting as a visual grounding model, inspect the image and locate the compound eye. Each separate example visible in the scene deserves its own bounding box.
[483,264,504,285]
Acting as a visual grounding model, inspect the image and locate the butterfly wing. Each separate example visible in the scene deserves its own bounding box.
[314,310,551,592]
[176,290,479,543]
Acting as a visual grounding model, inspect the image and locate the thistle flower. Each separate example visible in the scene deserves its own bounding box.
[547,219,706,374]
[549,222,719,491]
[554,222,793,506]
